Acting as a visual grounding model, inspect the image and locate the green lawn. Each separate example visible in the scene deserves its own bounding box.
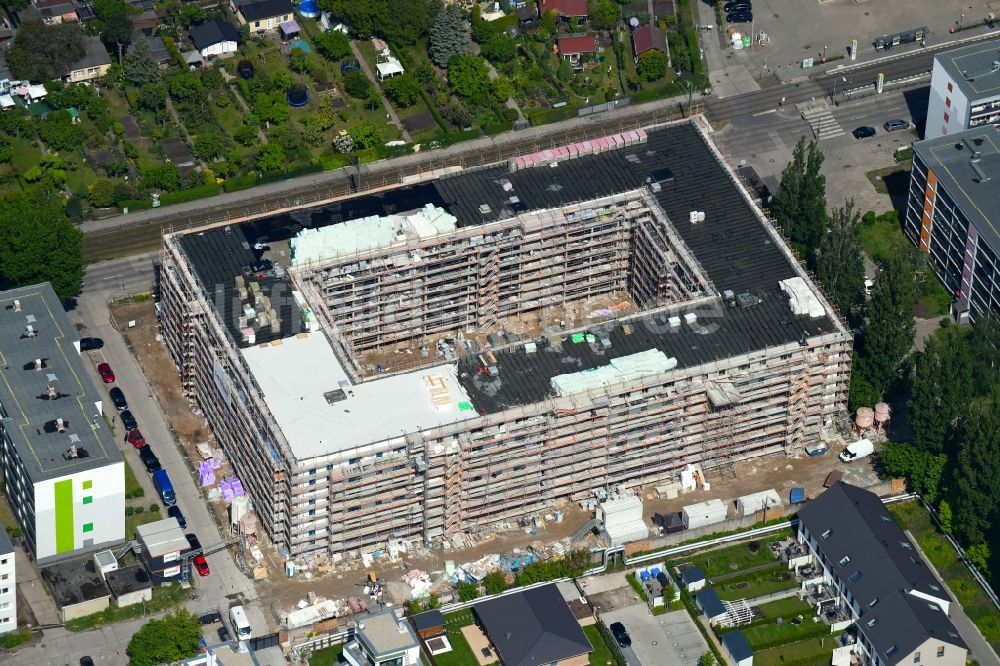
[123,456,145,499]
[890,501,1000,651]
[714,566,799,601]
[726,615,828,650]
[583,624,615,666]
[758,596,812,620]
[308,643,344,666]
[864,162,912,197]
[437,609,494,666]
[125,509,162,540]
[10,135,41,176]
[857,211,906,263]
[671,535,784,579]
[64,582,188,631]
[754,636,836,666]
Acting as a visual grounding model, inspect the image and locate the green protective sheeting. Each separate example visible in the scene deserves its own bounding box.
[571,333,586,343]
[54,479,74,553]
[458,402,474,411]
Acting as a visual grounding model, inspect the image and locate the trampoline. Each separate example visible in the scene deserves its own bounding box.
[298,0,319,18]
[287,84,309,107]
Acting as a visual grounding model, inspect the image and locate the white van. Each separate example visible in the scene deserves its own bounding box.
[839,438,874,463]
[229,605,252,640]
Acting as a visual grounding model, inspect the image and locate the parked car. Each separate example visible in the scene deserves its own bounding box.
[724,1,751,10]
[217,625,231,642]
[726,11,752,22]
[79,337,103,351]
[884,118,911,132]
[109,387,128,411]
[97,362,115,383]
[194,554,210,577]
[199,611,223,625]
[126,429,146,448]
[138,445,161,473]
[186,533,202,551]
[121,410,137,431]
[168,505,187,529]
[852,126,876,139]
[80,658,95,666]
[610,622,632,648]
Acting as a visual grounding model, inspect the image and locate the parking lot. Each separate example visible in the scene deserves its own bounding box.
[713,0,998,81]
[600,604,710,666]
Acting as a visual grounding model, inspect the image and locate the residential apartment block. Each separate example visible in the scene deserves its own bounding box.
[159,119,851,558]
[0,284,125,565]
[0,530,15,634]
[926,39,1000,138]
[905,125,1000,320]
[797,483,967,666]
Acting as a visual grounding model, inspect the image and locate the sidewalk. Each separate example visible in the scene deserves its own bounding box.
[698,1,761,98]
[14,547,60,627]
[349,41,413,143]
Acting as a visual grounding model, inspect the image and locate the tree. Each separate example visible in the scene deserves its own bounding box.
[429,5,470,68]
[490,76,512,104]
[127,608,201,666]
[637,49,669,81]
[93,0,133,64]
[0,195,84,302]
[140,162,180,192]
[483,570,507,596]
[382,74,421,108]
[481,35,517,64]
[333,132,354,153]
[457,581,480,602]
[177,2,205,26]
[859,248,915,396]
[816,200,865,321]
[877,442,947,503]
[39,110,85,152]
[948,393,1000,547]
[772,137,826,264]
[587,0,620,29]
[89,178,118,208]
[908,326,972,455]
[124,37,161,87]
[539,9,557,37]
[448,54,491,105]
[969,314,1000,395]
[321,0,437,45]
[557,58,574,83]
[255,143,286,172]
[7,20,85,81]
[344,71,374,99]
[235,124,259,147]
[289,47,310,73]
[937,499,953,533]
[136,82,167,111]
[193,132,227,161]
[314,30,351,61]
[966,543,991,575]
[348,121,381,149]
[700,653,718,666]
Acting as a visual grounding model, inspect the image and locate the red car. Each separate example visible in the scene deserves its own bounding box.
[98,362,115,383]
[194,554,210,577]
[126,429,146,448]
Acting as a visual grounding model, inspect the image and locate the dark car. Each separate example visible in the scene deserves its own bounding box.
[121,410,137,431]
[610,622,631,648]
[138,445,161,473]
[109,387,128,411]
[168,505,187,529]
[79,337,103,351]
[199,611,223,625]
[127,429,146,448]
[218,625,231,642]
[852,126,876,139]
[97,362,115,383]
[80,658,95,666]
[884,118,911,132]
[724,1,751,10]
[726,11,753,22]
[186,533,202,551]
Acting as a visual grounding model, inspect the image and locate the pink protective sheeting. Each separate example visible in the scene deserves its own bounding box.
[636,128,647,141]
[568,144,578,157]
[613,134,624,148]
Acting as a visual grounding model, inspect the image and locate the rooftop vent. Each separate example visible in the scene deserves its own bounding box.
[964,138,982,162]
[324,389,348,404]
[22,324,37,339]
[478,204,492,215]
[13,299,21,312]
[56,418,66,432]
[993,60,1000,72]
[47,384,59,399]
[689,211,705,224]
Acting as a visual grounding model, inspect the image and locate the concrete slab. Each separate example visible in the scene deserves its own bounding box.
[600,605,709,666]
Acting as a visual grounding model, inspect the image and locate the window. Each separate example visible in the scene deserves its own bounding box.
[867,618,877,628]
[945,97,951,108]
[82,480,92,490]
[880,514,891,522]
[886,645,898,657]
[849,570,863,582]
[914,652,920,662]
[254,21,260,28]
[930,583,941,592]
[947,81,953,92]
[944,112,950,123]
[83,496,93,505]
[937,646,945,657]
[0,588,7,594]
[900,541,912,549]
[82,522,94,533]
[869,597,879,608]
[839,555,851,565]
[821,529,832,539]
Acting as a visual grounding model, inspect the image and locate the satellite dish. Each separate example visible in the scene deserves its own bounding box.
[629,17,640,28]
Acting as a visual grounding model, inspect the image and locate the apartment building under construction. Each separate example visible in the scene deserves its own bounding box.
[159,119,852,558]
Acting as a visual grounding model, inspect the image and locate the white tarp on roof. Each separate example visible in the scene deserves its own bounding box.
[376,55,404,79]
[778,277,825,318]
[550,349,676,396]
[0,95,14,109]
[27,84,47,100]
[735,488,782,516]
[605,519,649,547]
[285,599,339,629]
[290,203,457,265]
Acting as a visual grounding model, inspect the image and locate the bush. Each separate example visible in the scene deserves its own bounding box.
[125,506,135,516]
[158,183,220,206]
[134,506,144,514]
[343,71,374,99]
[149,503,160,513]
[457,582,480,602]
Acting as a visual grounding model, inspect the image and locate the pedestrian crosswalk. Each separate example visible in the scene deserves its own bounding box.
[800,105,846,140]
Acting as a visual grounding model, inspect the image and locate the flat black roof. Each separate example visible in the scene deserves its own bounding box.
[41,556,109,608]
[105,564,153,596]
[410,608,444,632]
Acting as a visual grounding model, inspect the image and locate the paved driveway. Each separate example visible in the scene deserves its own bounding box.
[600,605,709,666]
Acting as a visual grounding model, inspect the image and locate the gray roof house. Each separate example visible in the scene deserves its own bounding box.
[473,583,593,666]
[797,483,967,666]
[344,609,421,666]
[680,565,706,590]
[695,588,726,624]
[722,630,753,666]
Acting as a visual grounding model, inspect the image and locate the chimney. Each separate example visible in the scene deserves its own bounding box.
[67,444,78,459]
[25,324,35,337]
[34,358,43,370]
[13,299,20,312]
[56,418,66,432]
[48,384,57,399]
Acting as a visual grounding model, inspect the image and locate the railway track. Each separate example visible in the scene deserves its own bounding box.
[83,31,998,264]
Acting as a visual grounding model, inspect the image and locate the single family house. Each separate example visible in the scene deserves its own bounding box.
[231,0,294,34]
[190,19,240,60]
